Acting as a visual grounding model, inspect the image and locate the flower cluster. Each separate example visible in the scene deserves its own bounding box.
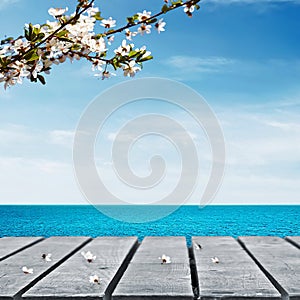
[81,250,101,284]
[21,252,53,275]
[0,0,200,89]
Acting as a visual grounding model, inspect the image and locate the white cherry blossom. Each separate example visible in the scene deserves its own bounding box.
[136,46,151,59]
[125,29,137,41]
[48,7,68,18]
[101,17,116,29]
[31,63,43,78]
[81,251,96,263]
[13,39,30,51]
[89,275,101,284]
[42,253,52,262]
[114,40,132,56]
[137,10,151,22]
[123,60,141,77]
[87,6,99,17]
[138,24,151,35]
[155,19,166,33]
[22,266,33,274]
[211,257,220,264]
[159,254,171,264]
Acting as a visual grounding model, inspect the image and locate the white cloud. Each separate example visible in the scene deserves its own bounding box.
[0,124,75,151]
[167,56,235,73]
[0,0,20,10]
[1,95,300,205]
[0,156,85,204]
[0,124,35,144]
[264,121,300,132]
[214,173,300,205]
[165,56,300,80]
[49,130,74,147]
[219,103,300,166]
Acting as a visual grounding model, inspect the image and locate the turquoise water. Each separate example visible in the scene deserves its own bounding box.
[0,205,299,244]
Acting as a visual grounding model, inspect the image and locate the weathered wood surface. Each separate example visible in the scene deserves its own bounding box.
[0,237,43,261]
[112,236,194,300]
[239,236,300,300]
[0,236,299,299]
[286,236,300,249]
[23,237,138,300]
[0,236,90,299]
[192,236,281,300]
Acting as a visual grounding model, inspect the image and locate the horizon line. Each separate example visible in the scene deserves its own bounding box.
[0,203,299,206]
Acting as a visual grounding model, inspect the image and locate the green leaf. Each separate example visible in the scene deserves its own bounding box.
[94,11,103,21]
[127,18,133,23]
[128,50,138,58]
[138,55,153,62]
[24,23,37,42]
[56,30,68,38]
[111,58,120,70]
[171,0,183,6]
[137,62,143,69]
[0,56,5,66]
[1,37,13,45]
[24,29,30,41]
[71,44,81,51]
[94,33,106,40]
[146,18,157,24]
[57,37,73,43]
[127,17,134,24]
[161,4,170,13]
[31,32,45,43]
[37,74,46,85]
[99,51,107,58]
[33,27,40,35]
[38,33,45,39]
[127,14,138,24]
[23,49,39,61]
[30,74,37,82]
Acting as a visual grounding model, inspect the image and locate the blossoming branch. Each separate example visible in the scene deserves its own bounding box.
[0,0,200,89]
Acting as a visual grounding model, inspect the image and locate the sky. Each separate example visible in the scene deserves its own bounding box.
[0,0,300,205]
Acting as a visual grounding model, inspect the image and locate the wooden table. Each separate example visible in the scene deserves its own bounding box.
[0,236,299,299]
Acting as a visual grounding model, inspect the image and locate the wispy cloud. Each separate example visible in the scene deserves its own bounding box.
[0,0,20,10]
[167,56,235,73]
[0,156,83,204]
[49,130,74,148]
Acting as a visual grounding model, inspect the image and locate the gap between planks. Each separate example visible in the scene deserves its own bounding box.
[14,238,93,300]
[237,238,289,300]
[0,238,45,262]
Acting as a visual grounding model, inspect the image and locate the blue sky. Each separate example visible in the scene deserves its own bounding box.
[0,0,300,205]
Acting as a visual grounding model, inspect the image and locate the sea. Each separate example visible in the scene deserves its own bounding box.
[0,205,299,245]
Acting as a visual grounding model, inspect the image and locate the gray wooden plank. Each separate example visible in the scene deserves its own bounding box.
[112,236,194,300]
[0,237,44,261]
[286,236,300,249]
[192,236,281,300]
[0,236,91,299]
[23,237,138,300]
[239,236,300,300]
